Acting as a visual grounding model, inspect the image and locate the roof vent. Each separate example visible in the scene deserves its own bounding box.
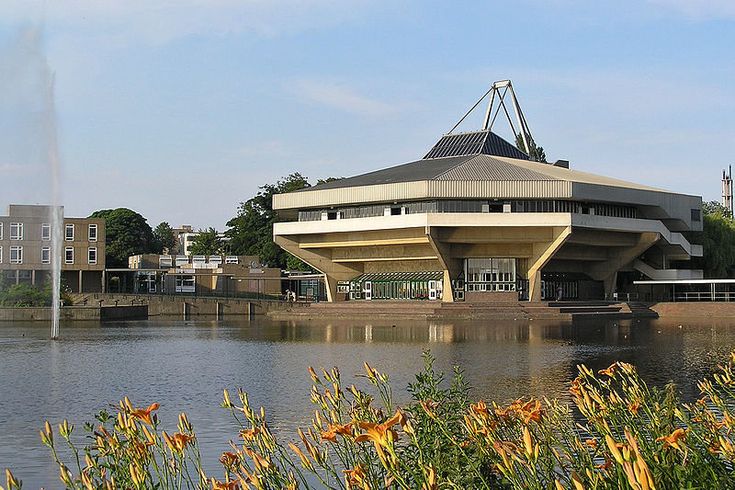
[553,159,569,169]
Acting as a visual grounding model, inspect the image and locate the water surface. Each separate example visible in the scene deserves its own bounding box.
[1,316,734,488]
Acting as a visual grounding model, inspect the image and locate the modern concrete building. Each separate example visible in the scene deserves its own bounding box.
[0,204,106,292]
[272,90,703,303]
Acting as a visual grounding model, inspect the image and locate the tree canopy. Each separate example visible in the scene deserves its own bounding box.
[189,228,225,255]
[226,173,316,269]
[515,133,547,163]
[153,222,177,254]
[702,202,735,278]
[89,208,158,267]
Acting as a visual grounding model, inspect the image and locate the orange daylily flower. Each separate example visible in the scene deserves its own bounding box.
[470,400,489,417]
[162,431,195,453]
[355,410,403,466]
[211,477,240,490]
[657,428,687,450]
[344,463,369,490]
[628,400,642,415]
[596,456,613,471]
[599,363,619,377]
[584,438,598,449]
[130,403,160,426]
[520,399,543,423]
[219,451,240,468]
[321,422,353,442]
[239,428,261,441]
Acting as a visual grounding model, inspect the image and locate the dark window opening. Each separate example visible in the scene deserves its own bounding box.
[691,209,701,222]
[327,211,338,220]
[390,207,402,216]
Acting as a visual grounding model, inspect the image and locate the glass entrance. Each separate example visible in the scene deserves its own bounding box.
[465,258,517,292]
[349,272,444,300]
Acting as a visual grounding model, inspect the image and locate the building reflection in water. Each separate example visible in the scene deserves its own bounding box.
[226,316,735,405]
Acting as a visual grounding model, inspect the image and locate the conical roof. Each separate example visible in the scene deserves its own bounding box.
[423,130,529,160]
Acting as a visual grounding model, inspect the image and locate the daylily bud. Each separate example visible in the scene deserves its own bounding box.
[59,464,73,486]
[59,419,73,439]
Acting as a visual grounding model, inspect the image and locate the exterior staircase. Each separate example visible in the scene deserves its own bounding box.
[626,302,659,318]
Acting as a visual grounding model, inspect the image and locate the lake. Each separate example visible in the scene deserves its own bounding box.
[1,316,734,488]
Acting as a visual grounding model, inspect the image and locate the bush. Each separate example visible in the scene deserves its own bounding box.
[5,351,735,489]
[0,281,72,307]
[0,283,52,307]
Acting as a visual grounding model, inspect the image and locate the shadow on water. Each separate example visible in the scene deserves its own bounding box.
[2,315,735,486]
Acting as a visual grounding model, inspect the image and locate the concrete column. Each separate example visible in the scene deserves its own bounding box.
[31,270,36,286]
[603,272,618,300]
[78,270,83,293]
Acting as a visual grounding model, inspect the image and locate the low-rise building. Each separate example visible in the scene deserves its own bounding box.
[123,254,281,297]
[0,204,105,293]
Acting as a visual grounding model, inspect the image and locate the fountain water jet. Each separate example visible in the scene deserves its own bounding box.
[42,53,63,340]
[2,27,64,339]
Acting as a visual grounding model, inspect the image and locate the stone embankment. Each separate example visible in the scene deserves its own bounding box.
[70,293,293,318]
[267,300,634,321]
[0,305,147,322]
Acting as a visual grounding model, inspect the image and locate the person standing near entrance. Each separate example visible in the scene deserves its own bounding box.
[556,285,563,301]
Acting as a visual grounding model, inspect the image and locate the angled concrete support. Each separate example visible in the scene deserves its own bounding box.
[427,227,462,302]
[589,232,660,299]
[527,226,572,302]
[274,236,362,302]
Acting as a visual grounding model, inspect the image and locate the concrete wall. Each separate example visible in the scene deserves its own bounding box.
[464,291,518,303]
[651,302,735,318]
[76,293,290,317]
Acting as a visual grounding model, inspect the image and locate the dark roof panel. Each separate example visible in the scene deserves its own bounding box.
[423,130,529,160]
[483,132,530,160]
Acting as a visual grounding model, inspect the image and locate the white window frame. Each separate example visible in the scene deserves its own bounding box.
[10,223,23,240]
[41,246,51,264]
[65,224,75,241]
[65,246,74,264]
[88,247,97,265]
[0,246,3,263]
[88,224,98,242]
[10,246,23,264]
[41,223,51,241]
[0,222,3,240]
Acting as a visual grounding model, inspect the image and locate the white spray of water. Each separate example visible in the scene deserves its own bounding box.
[39,34,63,340]
[0,27,63,339]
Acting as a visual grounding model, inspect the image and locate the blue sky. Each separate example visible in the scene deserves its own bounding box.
[1,0,734,229]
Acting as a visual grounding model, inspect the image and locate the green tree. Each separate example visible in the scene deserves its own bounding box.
[226,173,311,269]
[702,206,735,278]
[703,200,732,219]
[515,133,547,163]
[153,221,177,253]
[89,208,157,267]
[316,177,344,185]
[189,228,224,255]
